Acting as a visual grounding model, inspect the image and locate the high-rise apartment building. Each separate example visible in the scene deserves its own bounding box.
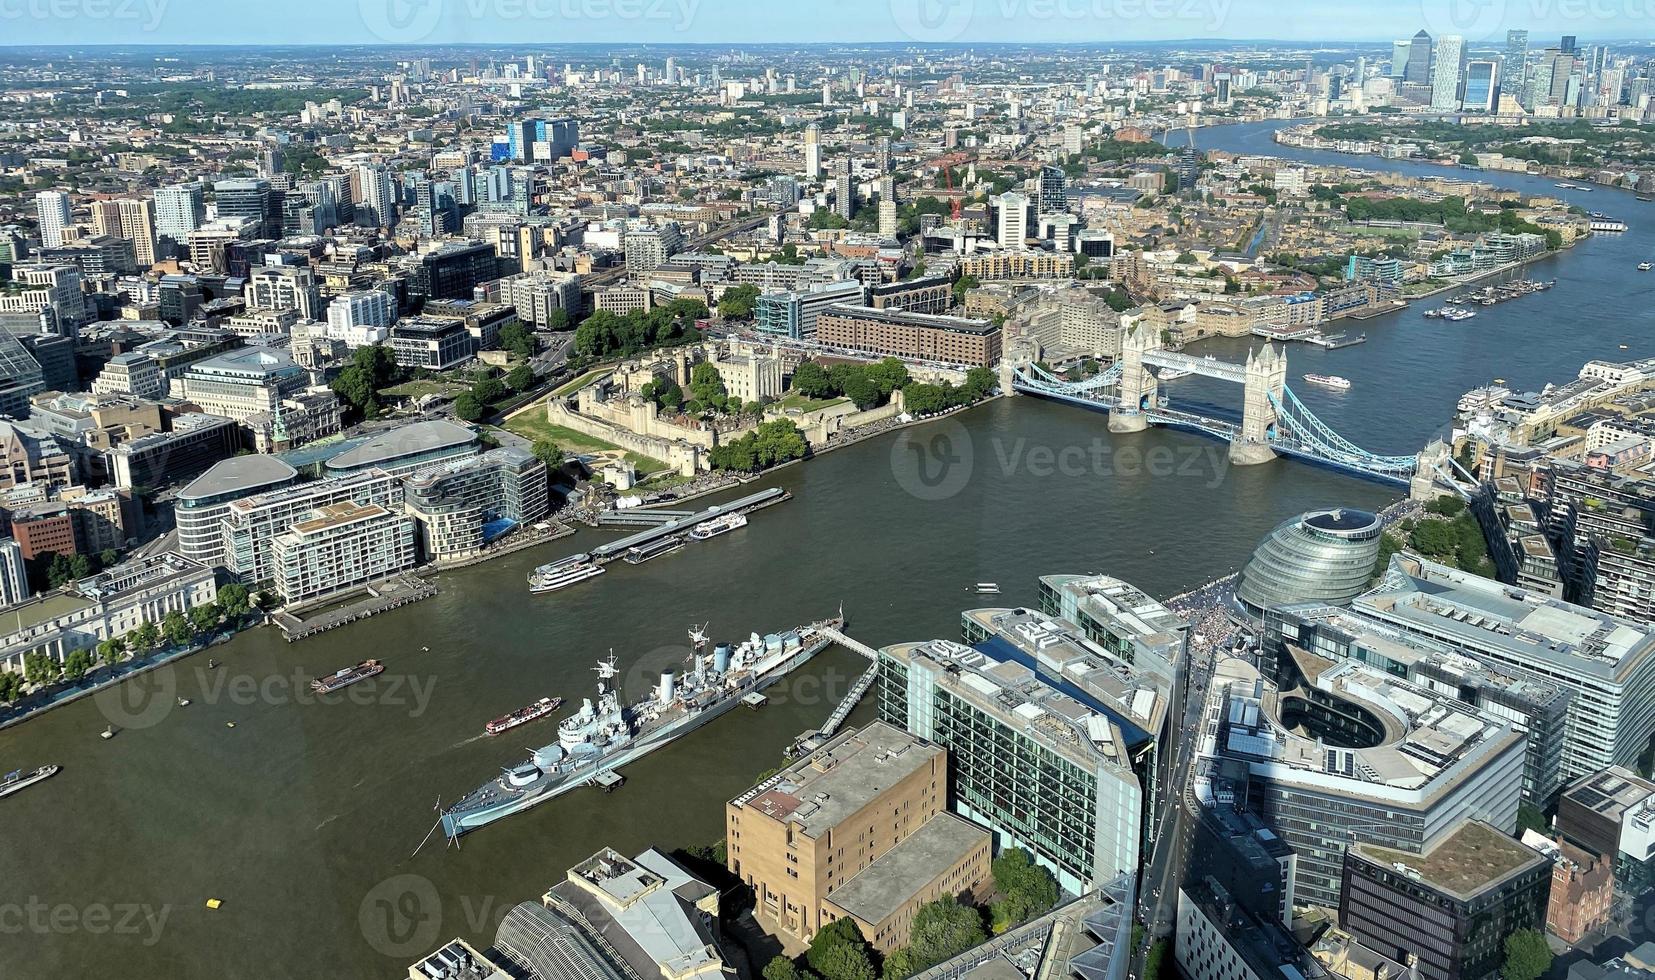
[35,191,71,249]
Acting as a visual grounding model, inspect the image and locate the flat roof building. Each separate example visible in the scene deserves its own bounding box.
[818,304,1002,368]
[1356,554,1655,784]
[725,721,989,953]
[1262,602,1574,807]
[880,603,1168,895]
[1341,820,1549,980]
[270,501,417,604]
[542,847,731,980]
[1556,766,1655,893]
[1201,649,1528,909]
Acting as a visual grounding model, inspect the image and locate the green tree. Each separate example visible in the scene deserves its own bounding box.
[190,603,220,637]
[23,651,60,687]
[46,553,76,589]
[472,377,507,405]
[128,620,160,654]
[886,898,987,978]
[532,439,565,469]
[331,344,402,419]
[952,274,980,303]
[62,648,93,682]
[807,918,876,980]
[1503,929,1552,980]
[498,321,537,360]
[763,958,819,980]
[962,367,997,401]
[719,283,761,320]
[689,362,729,407]
[791,361,835,399]
[161,610,191,648]
[0,671,21,704]
[217,583,251,620]
[1409,518,1458,558]
[989,848,1058,931]
[506,364,537,393]
[96,636,127,673]
[453,391,486,422]
[1516,803,1549,836]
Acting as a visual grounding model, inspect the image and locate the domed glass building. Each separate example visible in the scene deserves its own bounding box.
[1235,508,1383,617]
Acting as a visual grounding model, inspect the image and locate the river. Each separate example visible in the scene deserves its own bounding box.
[0,119,1647,978]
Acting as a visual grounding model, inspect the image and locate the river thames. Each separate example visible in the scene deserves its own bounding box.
[0,119,1648,978]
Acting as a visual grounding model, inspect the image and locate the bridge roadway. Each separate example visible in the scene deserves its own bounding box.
[1141,349,1245,384]
[1007,363,1416,486]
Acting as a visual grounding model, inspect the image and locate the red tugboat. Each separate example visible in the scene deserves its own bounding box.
[486,697,564,736]
[311,660,384,694]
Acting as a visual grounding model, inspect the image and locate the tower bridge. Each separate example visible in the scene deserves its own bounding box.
[1002,325,1419,486]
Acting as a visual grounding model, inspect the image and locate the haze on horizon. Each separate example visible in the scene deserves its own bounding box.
[3,0,1655,49]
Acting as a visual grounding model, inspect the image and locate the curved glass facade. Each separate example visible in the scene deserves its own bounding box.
[1236,508,1382,617]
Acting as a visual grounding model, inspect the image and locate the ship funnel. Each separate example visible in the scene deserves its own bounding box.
[713,643,732,674]
[658,671,676,704]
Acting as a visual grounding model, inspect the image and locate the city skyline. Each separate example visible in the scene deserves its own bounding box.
[3,0,1655,47]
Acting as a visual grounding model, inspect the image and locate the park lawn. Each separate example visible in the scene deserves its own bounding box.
[776,392,849,414]
[552,369,608,397]
[380,379,468,399]
[500,412,667,474]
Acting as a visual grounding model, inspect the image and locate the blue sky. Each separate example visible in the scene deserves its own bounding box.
[1,0,1647,47]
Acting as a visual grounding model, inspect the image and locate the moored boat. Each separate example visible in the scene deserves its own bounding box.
[0,765,59,799]
[486,697,564,736]
[311,660,384,694]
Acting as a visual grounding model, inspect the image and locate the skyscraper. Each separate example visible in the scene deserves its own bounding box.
[1463,60,1499,113]
[1406,29,1433,83]
[995,191,1029,247]
[1431,35,1465,109]
[34,191,71,249]
[213,179,276,238]
[1036,165,1067,215]
[1505,30,1530,98]
[803,123,822,180]
[833,158,854,220]
[154,182,205,255]
[1391,39,1412,78]
[1561,34,1577,54]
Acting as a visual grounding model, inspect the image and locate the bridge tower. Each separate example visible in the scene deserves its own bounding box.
[1000,337,1040,398]
[1233,344,1285,465]
[1109,323,1161,433]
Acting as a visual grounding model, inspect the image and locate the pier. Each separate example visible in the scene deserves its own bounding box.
[587,487,789,565]
[791,624,881,756]
[275,574,440,641]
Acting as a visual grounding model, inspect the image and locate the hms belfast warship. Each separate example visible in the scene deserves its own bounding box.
[440,614,842,841]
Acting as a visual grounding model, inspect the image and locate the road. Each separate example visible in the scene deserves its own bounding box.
[1129,636,1220,978]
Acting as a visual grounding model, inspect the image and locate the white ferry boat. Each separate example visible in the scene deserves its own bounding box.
[1302,374,1352,391]
[689,513,748,541]
[529,558,605,595]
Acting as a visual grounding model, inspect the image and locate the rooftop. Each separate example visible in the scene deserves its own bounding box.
[730,721,940,840]
[177,454,298,505]
[1358,554,1655,680]
[825,812,989,927]
[1218,652,1521,803]
[550,848,723,979]
[1349,819,1546,901]
[324,420,477,473]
